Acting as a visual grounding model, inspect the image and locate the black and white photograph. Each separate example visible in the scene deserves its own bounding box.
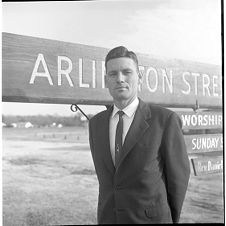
[2,0,223,225]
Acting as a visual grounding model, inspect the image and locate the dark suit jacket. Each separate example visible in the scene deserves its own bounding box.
[89,99,190,224]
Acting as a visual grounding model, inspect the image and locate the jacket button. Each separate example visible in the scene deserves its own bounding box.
[115,185,123,190]
[115,208,125,212]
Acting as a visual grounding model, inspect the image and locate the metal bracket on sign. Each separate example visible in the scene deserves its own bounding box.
[70,104,90,121]
[192,100,200,113]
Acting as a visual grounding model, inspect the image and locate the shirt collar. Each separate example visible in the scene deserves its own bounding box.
[111,97,139,118]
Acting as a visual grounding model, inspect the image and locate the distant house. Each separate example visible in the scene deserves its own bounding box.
[25,122,34,128]
[14,122,34,128]
[2,123,14,128]
[57,124,63,128]
[51,122,57,127]
[80,115,87,121]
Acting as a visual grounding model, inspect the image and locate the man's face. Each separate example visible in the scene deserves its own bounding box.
[105,57,141,104]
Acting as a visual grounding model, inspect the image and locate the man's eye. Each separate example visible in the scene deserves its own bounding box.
[123,70,132,75]
[108,72,117,76]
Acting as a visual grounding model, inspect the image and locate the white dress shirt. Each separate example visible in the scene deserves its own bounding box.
[109,97,139,165]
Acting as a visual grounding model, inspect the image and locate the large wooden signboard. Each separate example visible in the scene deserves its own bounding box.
[2,32,223,176]
[2,32,222,108]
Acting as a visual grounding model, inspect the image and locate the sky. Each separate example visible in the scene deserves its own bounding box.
[1,0,222,116]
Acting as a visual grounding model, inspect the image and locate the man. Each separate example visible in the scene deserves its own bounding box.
[89,46,190,224]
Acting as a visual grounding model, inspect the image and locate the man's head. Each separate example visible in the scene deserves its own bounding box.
[105,46,142,109]
[105,46,139,72]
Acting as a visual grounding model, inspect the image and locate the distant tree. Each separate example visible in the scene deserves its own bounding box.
[2,114,86,127]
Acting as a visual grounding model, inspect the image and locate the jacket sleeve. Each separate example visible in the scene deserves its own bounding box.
[88,118,95,161]
[161,112,190,223]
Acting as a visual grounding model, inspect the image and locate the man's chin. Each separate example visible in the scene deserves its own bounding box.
[114,94,129,101]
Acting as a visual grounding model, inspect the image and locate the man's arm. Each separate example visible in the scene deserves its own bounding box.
[88,119,95,159]
[161,112,190,223]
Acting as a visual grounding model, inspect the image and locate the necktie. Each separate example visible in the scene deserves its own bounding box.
[115,110,124,167]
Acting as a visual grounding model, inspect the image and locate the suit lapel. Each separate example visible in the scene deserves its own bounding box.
[100,106,115,175]
[116,100,151,171]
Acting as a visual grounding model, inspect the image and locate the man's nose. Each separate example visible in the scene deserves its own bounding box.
[116,72,124,83]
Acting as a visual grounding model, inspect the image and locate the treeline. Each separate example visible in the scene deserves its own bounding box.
[2,113,94,127]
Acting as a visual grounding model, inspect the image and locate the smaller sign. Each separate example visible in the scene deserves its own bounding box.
[177,111,222,130]
[191,156,223,176]
[185,134,223,153]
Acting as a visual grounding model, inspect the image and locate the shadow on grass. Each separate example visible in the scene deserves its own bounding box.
[71,169,96,175]
[26,211,49,226]
[8,158,44,166]
[7,157,96,176]
[41,145,89,151]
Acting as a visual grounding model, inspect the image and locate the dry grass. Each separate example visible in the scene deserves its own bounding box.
[2,127,224,225]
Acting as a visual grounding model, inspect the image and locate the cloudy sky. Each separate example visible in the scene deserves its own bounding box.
[2,0,222,116]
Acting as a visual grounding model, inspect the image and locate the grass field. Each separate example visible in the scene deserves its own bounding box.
[2,127,224,225]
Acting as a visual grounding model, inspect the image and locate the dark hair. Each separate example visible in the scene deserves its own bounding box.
[105,46,139,71]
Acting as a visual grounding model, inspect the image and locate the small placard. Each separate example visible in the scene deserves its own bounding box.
[191,156,223,176]
[185,134,223,153]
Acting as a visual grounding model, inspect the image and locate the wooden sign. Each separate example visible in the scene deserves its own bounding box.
[185,134,223,154]
[191,156,223,176]
[177,111,222,130]
[2,32,222,107]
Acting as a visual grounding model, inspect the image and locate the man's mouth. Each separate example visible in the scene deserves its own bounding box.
[115,86,127,90]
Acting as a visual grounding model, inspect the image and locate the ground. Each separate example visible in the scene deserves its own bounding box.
[2,127,224,225]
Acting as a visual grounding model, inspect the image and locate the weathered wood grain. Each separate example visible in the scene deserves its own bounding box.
[2,32,222,108]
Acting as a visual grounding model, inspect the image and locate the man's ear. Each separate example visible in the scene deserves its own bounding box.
[137,71,143,92]
[138,71,143,84]
[104,75,108,88]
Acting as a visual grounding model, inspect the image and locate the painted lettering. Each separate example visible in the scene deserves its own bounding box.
[146,67,158,92]
[181,114,222,127]
[212,75,219,97]
[92,60,96,88]
[181,114,191,127]
[220,137,223,148]
[181,72,191,95]
[138,65,145,92]
[161,69,173,94]
[192,137,221,151]
[57,56,73,87]
[197,159,223,173]
[101,61,105,89]
[207,160,223,171]
[30,53,53,85]
[79,58,89,88]
[191,72,200,95]
[198,161,207,172]
[202,73,211,96]
[28,53,222,100]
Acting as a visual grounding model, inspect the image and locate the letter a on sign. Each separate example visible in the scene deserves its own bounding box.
[29,53,53,85]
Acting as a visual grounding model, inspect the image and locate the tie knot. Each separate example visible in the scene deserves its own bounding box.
[117,110,124,118]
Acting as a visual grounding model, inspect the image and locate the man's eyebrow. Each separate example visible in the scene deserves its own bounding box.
[107,70,117,74]
[107,67,135,74]
[122,68,133,71]
[109,67,132,72]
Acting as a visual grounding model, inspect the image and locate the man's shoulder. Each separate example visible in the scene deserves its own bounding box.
[142,102,175,118]
[141,102,182,128]
[89,107,112,123]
